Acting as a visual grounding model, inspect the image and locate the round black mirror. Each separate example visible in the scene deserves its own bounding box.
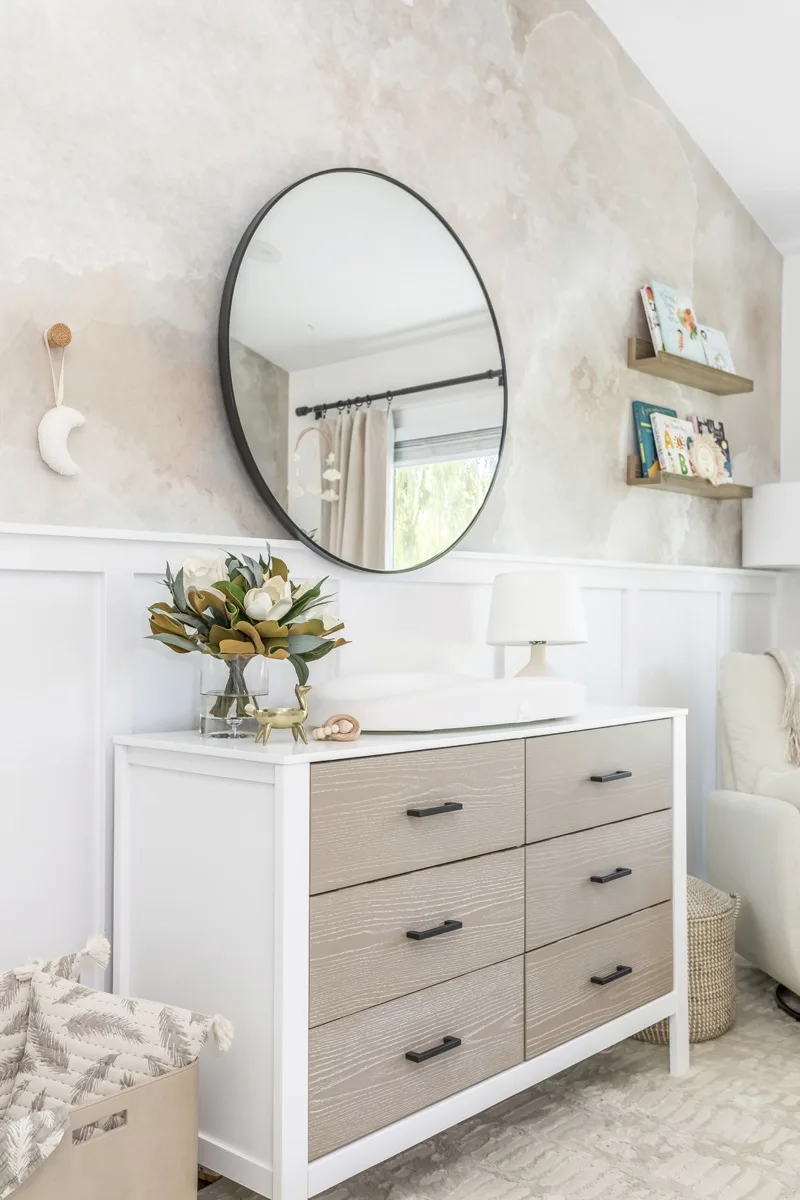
[220,168,507,573]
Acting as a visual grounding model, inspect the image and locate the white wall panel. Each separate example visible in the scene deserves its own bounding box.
[0,523,780,971]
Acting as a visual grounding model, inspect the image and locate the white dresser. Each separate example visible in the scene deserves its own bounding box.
[114,705,688,1200]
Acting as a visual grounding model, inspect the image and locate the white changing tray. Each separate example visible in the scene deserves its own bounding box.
[307,672,586,733]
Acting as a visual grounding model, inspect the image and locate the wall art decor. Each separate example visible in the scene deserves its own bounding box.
[37,323,85,477]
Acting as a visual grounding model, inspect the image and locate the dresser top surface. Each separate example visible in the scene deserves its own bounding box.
[114,705,684,767]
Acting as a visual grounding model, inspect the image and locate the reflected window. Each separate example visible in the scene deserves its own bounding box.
[392,428,500,570]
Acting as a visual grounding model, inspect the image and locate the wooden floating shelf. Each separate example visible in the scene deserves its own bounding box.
[626,456,752,500]
[627,338,754,396]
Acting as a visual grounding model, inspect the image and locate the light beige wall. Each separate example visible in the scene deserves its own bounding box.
[0,0,781,565]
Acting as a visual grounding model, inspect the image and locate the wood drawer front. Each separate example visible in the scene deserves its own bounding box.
[309,957,524,1159]
[525,902,673,1059]
[310,741,525,894]
[525,810,672,950]
[310,849,525,1027]
[526,720,672,842]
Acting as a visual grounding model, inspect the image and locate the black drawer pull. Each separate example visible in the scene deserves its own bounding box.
[590,770,633,783]
[406,801,463,818]
[590,964,632,986]
[406,919,463,942]
[590,867,633,885]
[405,1035,462,1064]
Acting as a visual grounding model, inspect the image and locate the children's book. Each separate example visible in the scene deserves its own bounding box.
[699,326,736,374]
[689,415,733,480]
[632,401,677,478]
[649,282,705,363]
[651,412,694,476]
[640,285,664,352]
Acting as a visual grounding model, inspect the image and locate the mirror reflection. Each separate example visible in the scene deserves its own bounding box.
[224,170,506,572]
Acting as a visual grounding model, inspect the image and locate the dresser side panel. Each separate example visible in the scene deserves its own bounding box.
[114,753,276,1175]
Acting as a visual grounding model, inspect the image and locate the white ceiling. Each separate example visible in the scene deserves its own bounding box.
[587,0,800,254]
[229,172,489,371]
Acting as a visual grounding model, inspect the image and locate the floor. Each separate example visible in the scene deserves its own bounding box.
[204,963,800,1199]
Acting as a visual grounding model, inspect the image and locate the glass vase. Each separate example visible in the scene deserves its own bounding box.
[199,654,269,739]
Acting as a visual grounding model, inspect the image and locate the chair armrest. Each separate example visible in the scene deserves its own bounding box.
[708,789,800,993]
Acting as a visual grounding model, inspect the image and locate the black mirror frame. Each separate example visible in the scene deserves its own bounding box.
[218,167,508,576]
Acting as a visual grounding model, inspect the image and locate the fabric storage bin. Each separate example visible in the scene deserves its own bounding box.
[13,1064,197,1200]
[634,875,741,1045]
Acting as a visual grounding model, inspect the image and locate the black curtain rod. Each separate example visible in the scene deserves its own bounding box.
[294,368,504,419]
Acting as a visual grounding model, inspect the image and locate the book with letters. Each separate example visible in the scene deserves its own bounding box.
[632,401,677,478]
[649,281,705,363]
[650,412,694,476]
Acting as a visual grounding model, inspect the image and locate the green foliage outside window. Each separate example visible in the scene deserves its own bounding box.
[392,456,497,570]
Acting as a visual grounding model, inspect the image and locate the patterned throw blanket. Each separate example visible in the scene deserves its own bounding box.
[765,649,800,766]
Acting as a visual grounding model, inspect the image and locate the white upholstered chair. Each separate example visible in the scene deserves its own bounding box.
[708,652,800,1008]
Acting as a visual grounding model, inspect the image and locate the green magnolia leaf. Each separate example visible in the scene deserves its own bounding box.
[300,640,338,663]
[150,612,187,637]
[235,620,264,654]
[172,567,188,613]
[285,618,325,637]
[171,609,213,635]
[235,563,255,590]
[148,632,201,654]
[286,634,329,654]
[242,555,264,588]
[288,653,309,685]
[254,620,290,638]
[270,555,289,582]
[216,581,246,610]
[231,571,251,593]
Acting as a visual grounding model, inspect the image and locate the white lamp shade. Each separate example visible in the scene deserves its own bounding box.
[487,570,588,646]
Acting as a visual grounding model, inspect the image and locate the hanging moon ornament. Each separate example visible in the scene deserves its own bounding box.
[38,324,85,476]
[37,404,86,476]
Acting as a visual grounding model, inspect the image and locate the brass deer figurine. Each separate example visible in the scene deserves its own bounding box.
[245,684,312,745]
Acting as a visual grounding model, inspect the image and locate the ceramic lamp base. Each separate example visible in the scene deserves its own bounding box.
[307,672,587,733]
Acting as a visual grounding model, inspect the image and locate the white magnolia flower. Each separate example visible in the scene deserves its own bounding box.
[293,578,320,600]
[182,553,228,594]
[306,604,340,632]
[244,576,292,624]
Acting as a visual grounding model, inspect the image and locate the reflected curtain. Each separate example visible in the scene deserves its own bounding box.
[320,408,392,569]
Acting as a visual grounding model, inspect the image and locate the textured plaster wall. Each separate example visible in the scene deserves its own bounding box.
[230,341,289,505]
[0,0,781,565]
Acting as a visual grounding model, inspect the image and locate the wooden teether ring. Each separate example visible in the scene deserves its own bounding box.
[323,713,360,742]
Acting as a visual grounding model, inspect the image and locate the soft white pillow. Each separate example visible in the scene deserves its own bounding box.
[754,766,800,809]
[8,970,232,1119]
[0,938,109,1121]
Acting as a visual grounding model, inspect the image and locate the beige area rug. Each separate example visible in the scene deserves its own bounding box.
[203,964,800,1199]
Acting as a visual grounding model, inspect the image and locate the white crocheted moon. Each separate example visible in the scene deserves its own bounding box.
[37,405,85,476]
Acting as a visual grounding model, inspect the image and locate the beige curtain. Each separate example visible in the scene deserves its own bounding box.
[320,408,391,569]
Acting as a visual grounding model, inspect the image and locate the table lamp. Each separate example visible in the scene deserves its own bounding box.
[487,569,588,717]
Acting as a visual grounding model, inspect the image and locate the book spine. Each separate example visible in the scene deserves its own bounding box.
[640,286,664,353]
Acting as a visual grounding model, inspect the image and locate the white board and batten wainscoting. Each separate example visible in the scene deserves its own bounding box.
[0,520,778,969]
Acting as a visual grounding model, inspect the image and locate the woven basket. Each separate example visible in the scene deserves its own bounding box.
[634,876,741,1045]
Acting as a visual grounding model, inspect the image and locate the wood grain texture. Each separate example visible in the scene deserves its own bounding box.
[310,741,525,894]
[310,849,525,1026]
[627,337,754,396]
[525,810,672,950]
[626,455,753,500]
[308,957,524,1159]
[525,903,673,1059]
[526,720,672,842]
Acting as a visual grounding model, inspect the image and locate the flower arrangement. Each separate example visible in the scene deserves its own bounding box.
[148,546,347,687]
